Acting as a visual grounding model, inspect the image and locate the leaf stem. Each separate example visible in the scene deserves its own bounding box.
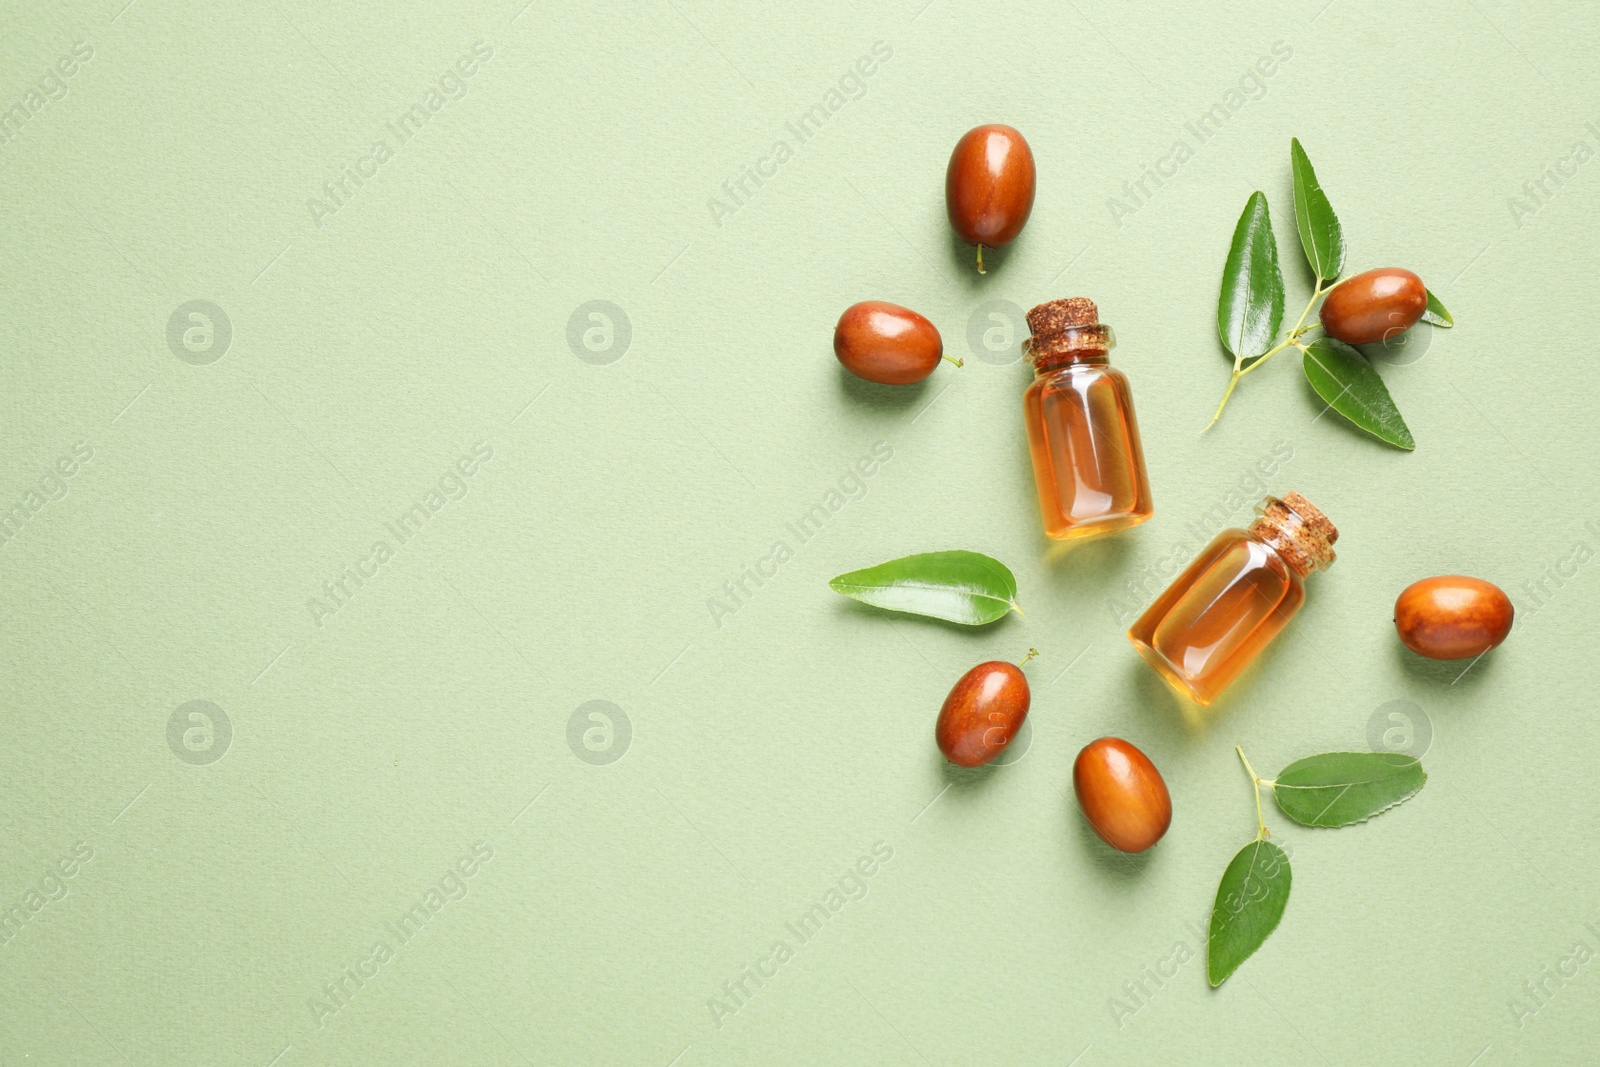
[1017,648,1040,668]
[1240,280,1326,378]
[1205,368,1244,431]
[1237,338,1308,379]
[1207,279,1330,427]
[1009,600,1025,618]
[1293,277,1328,336]
[1236,746,1270,841]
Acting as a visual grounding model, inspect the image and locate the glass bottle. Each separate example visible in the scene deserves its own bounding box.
[1023,298,1153,539]
[1127,492,1337,706]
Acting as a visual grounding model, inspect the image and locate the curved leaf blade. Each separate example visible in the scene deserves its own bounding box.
[1217,192,1285,362]
[1290,138,1345,282]
[1272,752,1426,827]
[828,550,1019,625]
[1303,338,1415,450]
[1208,839,1291,987]
[1422,288,1453,327]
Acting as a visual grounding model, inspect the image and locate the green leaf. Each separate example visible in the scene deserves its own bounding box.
[1289,138,1345,282]
[828,550,1020,626]
[1217,191,1285,363]
[1422,288,1453,327]
[1302,338,1415,450]
[1208,839,1291,987]
[1272,752,1426,827]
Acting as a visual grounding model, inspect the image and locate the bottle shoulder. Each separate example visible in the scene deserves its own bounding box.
[1243,534,1304,589]
[1198,528,1302,586]
[1028,361,1130,392]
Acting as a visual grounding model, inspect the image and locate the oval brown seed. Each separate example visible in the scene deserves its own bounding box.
[1073,737,1172,853]
[833,301,945,385]
[935,660,1030,768]
[946,125,1036,272]
[1319,267,1428,346]
[1394,575,1513,660]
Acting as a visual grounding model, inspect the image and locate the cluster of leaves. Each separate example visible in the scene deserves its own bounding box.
[828,550,1020,625]
[1209,748,1427,986]
[1212,139,1453,449]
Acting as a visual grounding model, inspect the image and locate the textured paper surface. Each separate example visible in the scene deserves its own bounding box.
[3,1,1598,1063]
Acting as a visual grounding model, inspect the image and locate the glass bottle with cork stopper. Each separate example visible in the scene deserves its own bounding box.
[1127,492,1337,706]
[1022,297,1154,539]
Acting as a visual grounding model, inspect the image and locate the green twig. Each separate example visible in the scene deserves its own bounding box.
[1236,746,1270,841]
[1206,279,1329,430]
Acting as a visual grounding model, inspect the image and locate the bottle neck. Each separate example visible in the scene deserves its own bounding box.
[1032,350,1108,374]
[1246,493,1337,579]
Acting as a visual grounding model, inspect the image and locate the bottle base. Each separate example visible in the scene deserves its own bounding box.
[1045,509,1153,541]
[1127,634,1215,706]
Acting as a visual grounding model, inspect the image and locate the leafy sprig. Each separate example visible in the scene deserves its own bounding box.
[1208,746,1426,986]
[1207,139,1453,449]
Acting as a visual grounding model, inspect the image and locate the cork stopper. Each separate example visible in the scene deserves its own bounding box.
[1025,297,1114,362]
[1026,297,1098,336]
[1248,492,1338,578]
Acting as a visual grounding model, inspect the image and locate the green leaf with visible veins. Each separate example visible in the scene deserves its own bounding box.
[1422,288,1453,327]
[1272,752,1427,827]
[1290,138,1345,282]
[828,550,1020,626]
[1303,338,1415,450]
[1217,191,1285,364]
[1208,839,1292,987]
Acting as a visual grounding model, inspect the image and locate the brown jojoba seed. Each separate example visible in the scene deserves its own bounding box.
[935,653,1035,768]
[1073,737,1172,853]
[833,301,950,385]
[1318,267,1428,345]
[1394,575,1514,660]
[945,124,1036,274]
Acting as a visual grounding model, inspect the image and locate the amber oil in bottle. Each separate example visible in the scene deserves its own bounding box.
[1127,492,1337,705]
[1022,298,1153,539]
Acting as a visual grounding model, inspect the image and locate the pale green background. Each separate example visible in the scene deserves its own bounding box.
[2,0,1598,1063]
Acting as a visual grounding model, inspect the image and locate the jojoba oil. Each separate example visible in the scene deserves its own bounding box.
[1022,298,1153,539]
[1127,492,1337,705]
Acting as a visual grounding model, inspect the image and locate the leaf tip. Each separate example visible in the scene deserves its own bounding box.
[1206,946,1233,988]
[1422,288,1454,328]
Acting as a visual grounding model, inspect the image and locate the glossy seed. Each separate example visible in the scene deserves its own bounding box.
[1394,575,1513,660]
[935,660,1030,768]
[945,124,1036,273]
[833,301,947,385]
[1318,267,1428,345]
[1073,737,1172,853]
